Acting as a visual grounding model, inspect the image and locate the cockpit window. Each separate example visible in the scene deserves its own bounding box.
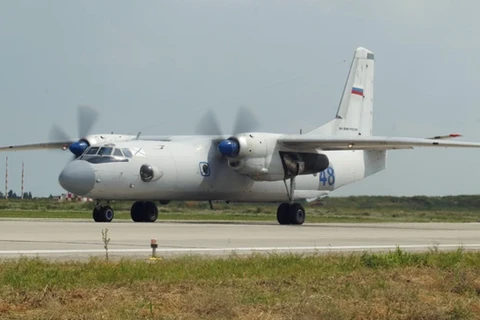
[98,147,113,156]
[78,146,138,164]
[86,147,99,155]
[122,148,133,158]
[84,157,128,164]
[113,148,123,157]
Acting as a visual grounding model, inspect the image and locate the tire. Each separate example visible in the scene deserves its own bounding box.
[93,207,104,222]
[289,203,305,225]
[131,201,144,222]
[276,203,291,225]
[143,201,158,222]
[102,206,114,222]
[93,206,114,222]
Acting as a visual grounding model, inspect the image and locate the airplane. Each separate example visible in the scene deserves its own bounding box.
[3,46,480,225]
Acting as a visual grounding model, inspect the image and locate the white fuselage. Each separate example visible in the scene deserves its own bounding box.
[59,135,386,203]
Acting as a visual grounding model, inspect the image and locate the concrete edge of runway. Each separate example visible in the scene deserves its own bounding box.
[1,217,480,226]
[0,243,479,261]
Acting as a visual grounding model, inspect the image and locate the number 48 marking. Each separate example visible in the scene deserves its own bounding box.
[319,166,335,186]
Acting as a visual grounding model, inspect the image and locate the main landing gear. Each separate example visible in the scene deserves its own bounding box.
[276,176,306,225]
[130,201,158,222]
[92,200,159,223]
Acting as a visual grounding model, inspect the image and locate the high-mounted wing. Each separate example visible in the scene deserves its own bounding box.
[277,134,480,151]
[0,141,74,151]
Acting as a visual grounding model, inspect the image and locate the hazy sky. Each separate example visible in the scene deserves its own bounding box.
[1,0,479,198]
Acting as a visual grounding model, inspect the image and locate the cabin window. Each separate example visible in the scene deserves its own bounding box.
[140,164,154,181]
[200,162,210,176]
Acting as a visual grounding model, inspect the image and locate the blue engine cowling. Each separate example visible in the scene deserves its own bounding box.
[217,139,240,157]
[68,140,89,157]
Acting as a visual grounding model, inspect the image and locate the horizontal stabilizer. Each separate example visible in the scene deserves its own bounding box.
[295,190,330,201]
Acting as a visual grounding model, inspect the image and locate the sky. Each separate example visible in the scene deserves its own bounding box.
[0,0,479,198]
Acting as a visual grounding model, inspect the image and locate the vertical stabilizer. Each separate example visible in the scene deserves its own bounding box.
[309,47,374,136]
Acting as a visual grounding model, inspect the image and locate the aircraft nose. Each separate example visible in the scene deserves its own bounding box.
[58,160,95,196]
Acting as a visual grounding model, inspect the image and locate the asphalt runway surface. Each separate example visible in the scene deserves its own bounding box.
[1,219,480,260]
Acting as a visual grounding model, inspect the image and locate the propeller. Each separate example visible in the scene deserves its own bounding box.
[194,105,260,137]
[194,110,223,136]
[48,124,71,142]
[194,105,260,158]
[48,105,100,158]
[77,105,100,138]
[232,105,260,135]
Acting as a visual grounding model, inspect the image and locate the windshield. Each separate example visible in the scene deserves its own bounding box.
[79,146,136,163]
[98,147,113,156]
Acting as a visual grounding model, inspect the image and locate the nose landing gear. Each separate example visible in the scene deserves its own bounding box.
[92,202,114,222]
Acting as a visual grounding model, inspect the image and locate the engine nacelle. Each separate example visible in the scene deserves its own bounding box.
[218,133,280,180]
[69,134,137,157]
[217,133,267,159]
[217,133,330,181]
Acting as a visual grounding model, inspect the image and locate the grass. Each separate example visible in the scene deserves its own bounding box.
[1,248,480,319]
[1,196,480,222]
[2,208,480,223]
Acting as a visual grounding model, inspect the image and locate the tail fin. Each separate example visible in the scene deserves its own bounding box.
[308,47,375,137]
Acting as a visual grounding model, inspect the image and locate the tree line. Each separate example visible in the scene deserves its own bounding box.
[0,190,33,199]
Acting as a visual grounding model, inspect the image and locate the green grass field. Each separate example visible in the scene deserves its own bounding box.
[1,248,480,319]
[1,195,480,223]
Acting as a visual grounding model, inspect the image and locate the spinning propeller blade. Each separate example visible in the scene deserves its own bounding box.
[77,105,100,138]
[194,109,223,136]
[194,106,261,159]
[48,124,71,142]
[45,105,100,157]
[232,105,260,135]
[194,105,260,136]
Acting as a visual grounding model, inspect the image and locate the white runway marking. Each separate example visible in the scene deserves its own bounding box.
[1,243,479,256]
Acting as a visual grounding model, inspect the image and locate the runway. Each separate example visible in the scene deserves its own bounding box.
[1,219,480,260]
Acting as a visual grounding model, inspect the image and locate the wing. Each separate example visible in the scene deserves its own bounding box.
[277,134,480,151]
[0,141,74,151]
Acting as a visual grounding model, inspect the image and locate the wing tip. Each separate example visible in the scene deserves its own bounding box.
[429,133,463,140]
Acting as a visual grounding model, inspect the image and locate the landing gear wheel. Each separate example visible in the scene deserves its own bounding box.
[130,201,158,222]
[276,203,291,225]
[143,201,158,222]
[93,207,103,222]
[102,206,114,222]
[288,203,305,225]
[93,206,114,222]
[130,201,144,222]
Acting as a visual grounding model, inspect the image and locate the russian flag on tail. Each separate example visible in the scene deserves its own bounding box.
[351,86,364,96]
